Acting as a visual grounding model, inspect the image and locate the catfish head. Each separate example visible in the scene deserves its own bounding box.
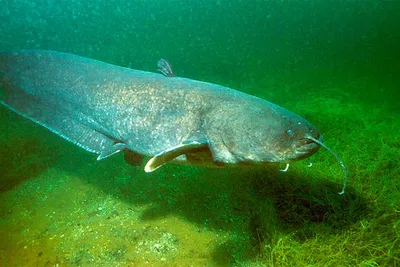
[202,98,347,195]
[203,100,322,165]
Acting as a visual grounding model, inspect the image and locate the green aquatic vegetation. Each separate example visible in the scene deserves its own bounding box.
[246,90,399,266]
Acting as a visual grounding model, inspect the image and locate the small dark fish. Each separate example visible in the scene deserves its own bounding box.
[0,50,347,194]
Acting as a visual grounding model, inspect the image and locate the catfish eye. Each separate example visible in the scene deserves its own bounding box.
[286,129,293,135]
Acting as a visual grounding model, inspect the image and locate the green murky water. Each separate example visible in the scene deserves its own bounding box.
[0,1,399,266]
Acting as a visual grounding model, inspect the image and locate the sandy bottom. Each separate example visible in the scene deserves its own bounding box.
[0,166,229,266]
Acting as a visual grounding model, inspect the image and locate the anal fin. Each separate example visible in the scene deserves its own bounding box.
[1,87,120,158]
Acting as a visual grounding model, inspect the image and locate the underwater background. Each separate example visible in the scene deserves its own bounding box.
[0,0,399,266]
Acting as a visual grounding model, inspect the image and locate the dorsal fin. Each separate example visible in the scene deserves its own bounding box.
[157,58,175,77]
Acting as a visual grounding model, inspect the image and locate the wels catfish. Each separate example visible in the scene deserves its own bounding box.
[0,50,347,194]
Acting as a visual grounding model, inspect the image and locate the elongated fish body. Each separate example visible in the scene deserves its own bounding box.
[0,50,322,172]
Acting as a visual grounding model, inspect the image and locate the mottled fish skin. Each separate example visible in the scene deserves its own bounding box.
[0,50,321,170]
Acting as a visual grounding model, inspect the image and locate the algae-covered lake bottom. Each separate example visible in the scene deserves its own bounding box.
[0,77,398,266]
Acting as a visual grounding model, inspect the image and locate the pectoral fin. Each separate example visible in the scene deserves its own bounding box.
[144,141,207,172]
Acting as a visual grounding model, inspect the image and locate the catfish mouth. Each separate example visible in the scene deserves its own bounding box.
[293,134,323,155]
